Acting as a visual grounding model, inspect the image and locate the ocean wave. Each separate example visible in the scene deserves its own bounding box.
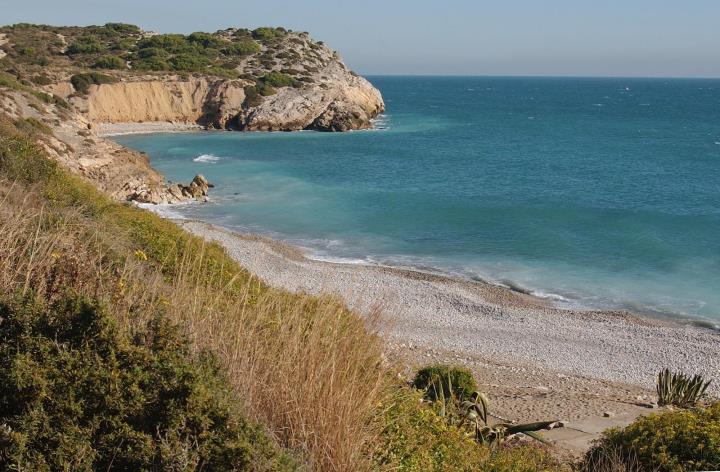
[371,114,390,130]
[135,202,195,220]
[193,154,221,163]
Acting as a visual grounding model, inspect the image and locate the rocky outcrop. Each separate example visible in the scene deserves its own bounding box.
[238,74,383,132]
[64,34,384,132]
[76,77,247,129]
[72,72,383,132]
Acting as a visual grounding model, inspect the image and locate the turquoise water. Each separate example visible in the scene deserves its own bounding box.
[115,76,720,324]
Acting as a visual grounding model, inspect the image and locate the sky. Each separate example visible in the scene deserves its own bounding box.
[2,0,719,77]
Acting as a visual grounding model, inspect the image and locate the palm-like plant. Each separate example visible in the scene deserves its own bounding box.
[656,368,711,408]
[426,375,562,447]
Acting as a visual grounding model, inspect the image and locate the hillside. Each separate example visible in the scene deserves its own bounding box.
[0,23,384,131]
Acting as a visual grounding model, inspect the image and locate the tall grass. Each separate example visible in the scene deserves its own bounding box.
[0,148,388,470]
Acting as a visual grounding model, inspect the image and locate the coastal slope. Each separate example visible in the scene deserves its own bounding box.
[0,23,384,202]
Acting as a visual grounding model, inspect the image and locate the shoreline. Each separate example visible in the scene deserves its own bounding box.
[95,122,205,137]
[169,218,720,386]
[145,212,720,452]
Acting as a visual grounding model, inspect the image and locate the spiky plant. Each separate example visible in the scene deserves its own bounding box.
[656,368,711,408]
[423,374,562,447]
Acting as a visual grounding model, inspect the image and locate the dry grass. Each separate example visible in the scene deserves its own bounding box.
[0,176,389,471]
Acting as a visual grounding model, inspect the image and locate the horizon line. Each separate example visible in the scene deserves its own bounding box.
[358,73,720,80]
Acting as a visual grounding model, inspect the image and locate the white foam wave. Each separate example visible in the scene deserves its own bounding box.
[193,154,221,163]
[135,202,193,220]
[307,254,370,265]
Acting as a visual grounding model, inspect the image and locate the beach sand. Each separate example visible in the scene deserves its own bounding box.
[177,219,719,453]
[96,122,204,137]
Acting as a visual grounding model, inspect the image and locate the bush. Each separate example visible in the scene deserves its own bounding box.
[136,34,190,54]
[413,365,479,400]
[374,387,564,471]
[137,46,169,59]
[67,35,106,55]
[104,22,142,35]
[187,31,225,49]
[261,72,296,88]
[584,404,720,472]
[110,38,136,51]
[223,39,261,56]
[0,293,293,471]
[92,55,126,70]
[70,72,117,94]
[133,56,171,71]
[169,53,209,72]
[0,118,58,182]
[252,27,282,41]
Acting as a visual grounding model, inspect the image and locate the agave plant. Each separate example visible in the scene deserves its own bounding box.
[425,376,562,447]
[656,368,711,408]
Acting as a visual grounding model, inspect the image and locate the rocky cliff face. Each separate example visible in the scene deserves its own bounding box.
[0,25,384,204]
[53,31,384,132]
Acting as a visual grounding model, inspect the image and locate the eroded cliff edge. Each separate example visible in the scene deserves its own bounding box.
[0,24,384,203]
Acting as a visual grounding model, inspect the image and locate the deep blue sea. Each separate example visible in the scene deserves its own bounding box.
[115,76,720,324]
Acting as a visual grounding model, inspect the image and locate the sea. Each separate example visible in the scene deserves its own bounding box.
[115,76,720,325]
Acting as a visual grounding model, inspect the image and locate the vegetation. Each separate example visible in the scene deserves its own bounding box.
[584,403,720,472]
[0,22,326,84]
[92,54,126,69]
[0,293,293,471]
[261,71,296,88]
[67,35,107,55]
[413,365,478,400]
[375,387,565,471]
[70,72,118,94]
[657,368,711,408]
[414,366,562,448]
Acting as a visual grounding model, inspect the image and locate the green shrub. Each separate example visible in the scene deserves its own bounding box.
[70,72,117,94]
[223,39,261,56]
[92,55,126,70]
[0,118,58,182]
[136,34,190,54]
[137,46,169,59]
[110,38,136,51]
[67,35,106,55]
[657,368,711,408]
[103,22,142,35]
[133,56,171,71]
[584,404,720,472]
[413,365,479,400]
[261,72,296,88]
[0,293,293,471]
[374,387,564,471]
[169,53,209,72]
[187,31,225,49]
[252,27,282,41]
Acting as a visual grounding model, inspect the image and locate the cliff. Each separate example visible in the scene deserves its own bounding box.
[0,24,384,203]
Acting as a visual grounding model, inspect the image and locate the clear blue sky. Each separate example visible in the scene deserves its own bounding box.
[2,0,719,77]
